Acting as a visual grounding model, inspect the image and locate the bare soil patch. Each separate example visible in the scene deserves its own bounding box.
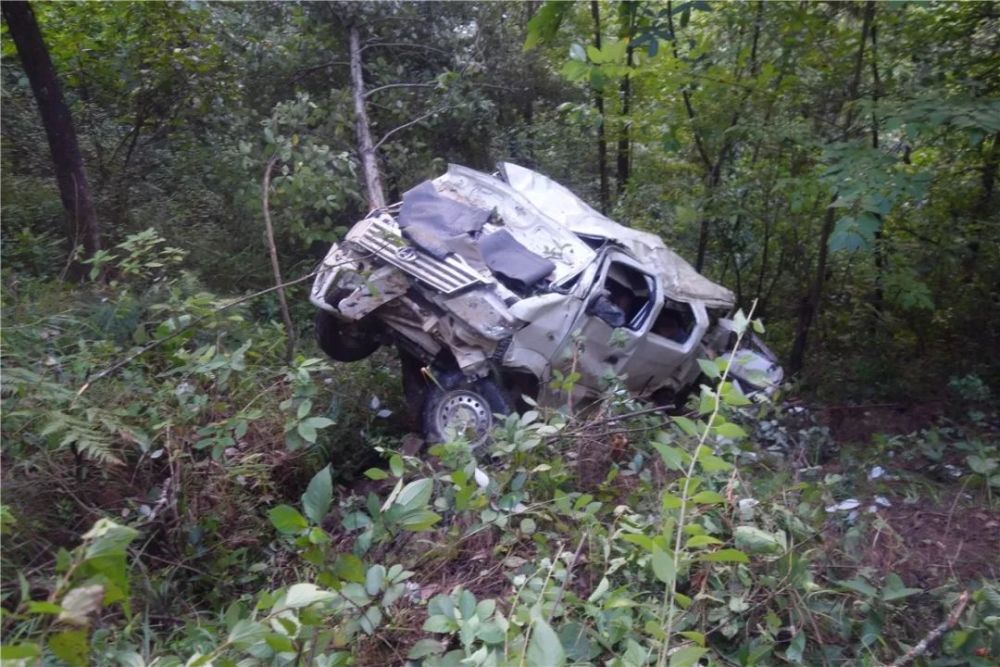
[826,492,1000,589]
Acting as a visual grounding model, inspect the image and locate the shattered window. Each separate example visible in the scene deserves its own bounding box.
[603,262,654,331]
[651,298,696,344]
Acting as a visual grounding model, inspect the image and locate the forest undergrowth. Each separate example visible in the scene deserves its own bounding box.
[1,232,998,667]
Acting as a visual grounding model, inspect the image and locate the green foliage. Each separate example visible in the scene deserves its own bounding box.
[3,2,1000,666]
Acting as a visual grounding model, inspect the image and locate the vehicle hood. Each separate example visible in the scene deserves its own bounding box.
[500,162,736,309]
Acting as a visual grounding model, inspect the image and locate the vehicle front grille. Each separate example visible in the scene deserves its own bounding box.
[348,214,490,294]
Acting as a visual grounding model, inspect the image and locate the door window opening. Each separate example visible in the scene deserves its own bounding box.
[651,298,696,344]
[603,262,654,331]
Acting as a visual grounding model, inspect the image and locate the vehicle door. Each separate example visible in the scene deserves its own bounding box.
[623,294,710,397]
[555,250,661,396]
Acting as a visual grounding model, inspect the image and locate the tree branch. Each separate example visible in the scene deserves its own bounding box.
[262,155,297,363]
[373,106,448,151]
[360,41,450,57]
[364,82,436,99]
[290,60,350,84]
[73,269,319,400]
[889,591,970,667]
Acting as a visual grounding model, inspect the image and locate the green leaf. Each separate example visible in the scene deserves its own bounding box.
[669,646,707,667]
[49,630,89,667]
[302,465,333,524]
[365,564,386,596]
[364,468,389,480]
[395,478,433,512]
[690,491,725,505]
[408,638,445,659]
[734,526,784,555]
[698,454,732,473]
[398,509,441,531]
[525,1,570,50]
[527,617,565,667]
[702,549,749,563]
[786,632,805,664]
[283,583,335,609]
[297,420,317,443]
[302,417,335,429]
[672,416,700,436]
[678,631,706,647]
[881,573,923,602]
[685,535,723,548]
[0,643,41,660]
[697,359,720,379]
[26,601,63,615]
[662,493,683,510]
[265,633,295,653]
[82,519,138,560]
[651,546,676,585]
[839,577,878,598]
[389,455,404,477]
[715,422,747,440]
[561,59,590,81]
[333,553,366,584]
[269,505,308,534]
[423,614,456,633]
[698,391,717,415]
[620,533,656,551]
[652,442,685,471]
[228,619,267,649]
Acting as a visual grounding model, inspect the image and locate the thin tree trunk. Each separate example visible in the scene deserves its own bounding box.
[615,3,636,196]
[615,48,631,196]
[3,0,101,273]
[262,156,296,364]
[348,24,387,211]
[789,1,873,375]
[590,0,609,214]
[869,7,885,323]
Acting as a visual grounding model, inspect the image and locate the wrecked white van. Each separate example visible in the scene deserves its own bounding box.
[310,163,782,444]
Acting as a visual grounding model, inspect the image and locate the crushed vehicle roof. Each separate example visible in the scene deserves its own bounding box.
[498,163,736,310]
[408,163,735,309]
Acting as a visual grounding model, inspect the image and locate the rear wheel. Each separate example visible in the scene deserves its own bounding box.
[314,310,381,362]
[423,376,511,448]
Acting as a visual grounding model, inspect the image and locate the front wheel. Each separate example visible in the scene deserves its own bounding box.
[315,310,381,362]
[423,377,511,448]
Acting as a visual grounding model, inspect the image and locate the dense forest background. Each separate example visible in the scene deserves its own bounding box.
[2,2,999,666]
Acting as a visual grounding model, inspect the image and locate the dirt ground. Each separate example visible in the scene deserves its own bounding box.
[854,494,1000,588]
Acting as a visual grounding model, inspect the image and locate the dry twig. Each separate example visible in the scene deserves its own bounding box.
[888,590,970,667]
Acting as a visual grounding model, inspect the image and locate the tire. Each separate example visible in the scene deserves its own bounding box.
[422,375,511,448]
[314,310,381,362]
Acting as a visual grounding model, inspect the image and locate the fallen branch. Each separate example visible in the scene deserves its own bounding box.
[73,269,322,401]
[889,590,970,667]
[262,155,297,363]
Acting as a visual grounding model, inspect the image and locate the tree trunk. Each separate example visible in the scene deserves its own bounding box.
[788,1,873,376]
[2,0,101,271]
[869,9,885,323]
[590,0,609,214]
[615,4,636,197]
[348,24,387,211]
